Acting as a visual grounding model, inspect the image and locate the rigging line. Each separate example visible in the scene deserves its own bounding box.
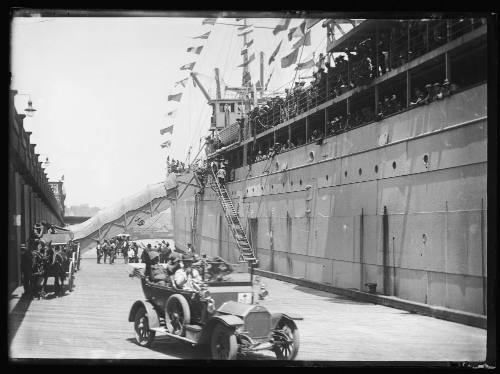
[215,22,275,29]
[186,79,213,156]
[221,23,236,86]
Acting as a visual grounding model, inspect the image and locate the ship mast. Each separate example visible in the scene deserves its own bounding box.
[241,18,250,88]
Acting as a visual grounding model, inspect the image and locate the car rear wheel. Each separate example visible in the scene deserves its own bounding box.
[134,307,156,347]
[210,324,238,360]
[273,320,300,360]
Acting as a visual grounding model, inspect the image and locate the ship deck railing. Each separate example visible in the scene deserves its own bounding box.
[235,22,486,149]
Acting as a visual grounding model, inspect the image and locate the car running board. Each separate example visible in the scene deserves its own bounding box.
[149,327,198,345]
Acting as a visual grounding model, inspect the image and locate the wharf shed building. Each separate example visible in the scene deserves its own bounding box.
[8,90,65,294]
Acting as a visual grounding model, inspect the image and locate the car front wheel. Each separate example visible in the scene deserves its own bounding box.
[134,307,156,347]
[273,320,300,360]
[210,324,238,360]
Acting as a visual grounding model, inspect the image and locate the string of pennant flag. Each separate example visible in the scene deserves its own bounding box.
[161,17,323,149]
[160,17,218,149]
[235,17,321,91]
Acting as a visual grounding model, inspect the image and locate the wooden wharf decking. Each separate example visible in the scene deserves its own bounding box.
[9,257,207,360]
[9,257,486,361]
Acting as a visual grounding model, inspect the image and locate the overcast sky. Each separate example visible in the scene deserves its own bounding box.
[11,15,332,209]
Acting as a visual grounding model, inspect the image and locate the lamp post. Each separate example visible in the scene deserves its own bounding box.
[15,93,37,117]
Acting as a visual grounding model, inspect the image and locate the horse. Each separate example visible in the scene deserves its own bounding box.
[40,246,67,298]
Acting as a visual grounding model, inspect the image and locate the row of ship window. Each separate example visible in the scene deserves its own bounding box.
[209,156,433,199]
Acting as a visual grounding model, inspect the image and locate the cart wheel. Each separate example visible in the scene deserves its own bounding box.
[210,324,238,360]
[272,320,300,360]
[165,294,191,336]
[67,261,74,292]
[134,307,156,347]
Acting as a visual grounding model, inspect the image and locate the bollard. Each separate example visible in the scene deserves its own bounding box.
[365,283,377,294]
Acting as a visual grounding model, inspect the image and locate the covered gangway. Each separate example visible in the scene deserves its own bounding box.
[69,174,177,253]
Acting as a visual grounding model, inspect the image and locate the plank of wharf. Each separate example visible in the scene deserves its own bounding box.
[9,259,205,360]
[8,259,487,362]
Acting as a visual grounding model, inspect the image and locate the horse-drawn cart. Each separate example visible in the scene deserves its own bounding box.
[40,231,76,294]
[128,259,302,360]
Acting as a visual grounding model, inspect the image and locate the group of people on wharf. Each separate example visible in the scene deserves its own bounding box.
[96,238,175,265]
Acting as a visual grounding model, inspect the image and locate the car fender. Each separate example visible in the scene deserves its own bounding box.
[128,300,160,329]
[270,312,302,330]
[198,314,244,345]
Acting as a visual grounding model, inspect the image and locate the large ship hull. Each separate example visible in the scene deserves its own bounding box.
[173,83,487,316]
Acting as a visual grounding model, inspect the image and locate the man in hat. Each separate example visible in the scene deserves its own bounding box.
[166,251,182,276]
[109,240,117,264]
[186,243,195,256]
[20,244,33,298]
[102,240,109,264]
[216,164,226,186]
[147,250,169,285]
[96,241,102,264]
[423,83,433,105]
[410,87,425,106]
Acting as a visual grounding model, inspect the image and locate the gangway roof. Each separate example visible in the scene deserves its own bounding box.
[68,174,177,241]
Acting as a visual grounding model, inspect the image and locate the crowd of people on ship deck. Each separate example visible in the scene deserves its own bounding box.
[249,73,460,164]
[167,158,187,174]
[176,19,476,171]
[245,19,476,141]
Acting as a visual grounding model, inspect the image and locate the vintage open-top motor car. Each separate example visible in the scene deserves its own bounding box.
[128,259,302,360]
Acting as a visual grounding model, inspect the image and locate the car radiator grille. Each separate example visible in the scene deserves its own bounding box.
[245,311,271,339]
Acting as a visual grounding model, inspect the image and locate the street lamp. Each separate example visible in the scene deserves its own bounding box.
[15,93,37,117]
[25,100,37,117]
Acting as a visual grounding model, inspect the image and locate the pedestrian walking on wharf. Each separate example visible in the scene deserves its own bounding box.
[109,242,116,264]
[102,241,109,264]
[122,240,129,264]
[96,241,102,264]
[20,244,33,298]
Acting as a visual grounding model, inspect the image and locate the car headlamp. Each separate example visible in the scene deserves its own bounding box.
[206,298,215,314]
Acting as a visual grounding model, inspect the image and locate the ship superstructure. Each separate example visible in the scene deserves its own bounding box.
[171,18,487,316]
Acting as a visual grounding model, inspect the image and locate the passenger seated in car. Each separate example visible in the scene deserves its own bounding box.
[166,252,182,276]
[145,251,169,285]
[174,261,203,291]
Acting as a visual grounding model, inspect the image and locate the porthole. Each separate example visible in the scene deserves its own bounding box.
[374,165,379,173]
[358,168,362,175]
[308,151,315,162]
[392,161,397,169]
[423,154,429,164]
[326,175,329,181]
[344,171,348,178]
